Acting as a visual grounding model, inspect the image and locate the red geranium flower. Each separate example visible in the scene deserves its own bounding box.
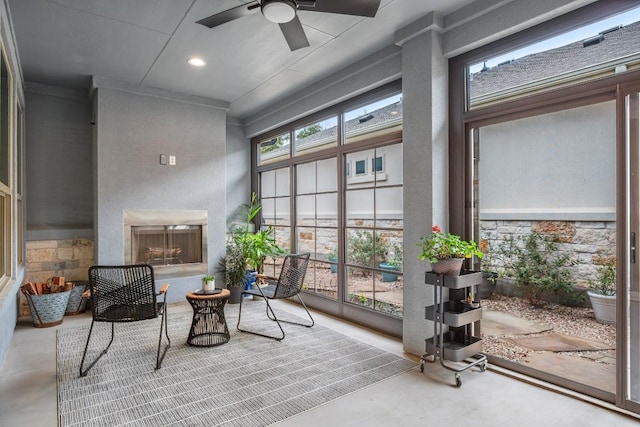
[432,225,441,233]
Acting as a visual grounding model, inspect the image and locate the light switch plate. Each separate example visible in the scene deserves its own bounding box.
[159,154,168,165]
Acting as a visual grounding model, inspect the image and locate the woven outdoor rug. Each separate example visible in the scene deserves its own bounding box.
[57,301,416,426]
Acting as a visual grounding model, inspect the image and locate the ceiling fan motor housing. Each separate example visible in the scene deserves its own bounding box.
[261,0,298,24]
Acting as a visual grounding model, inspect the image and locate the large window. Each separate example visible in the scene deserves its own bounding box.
[345,144,403,316]
[0,50,12,285]
[260,167,291,278]
[295,158,338,299]
[254,82,403,334]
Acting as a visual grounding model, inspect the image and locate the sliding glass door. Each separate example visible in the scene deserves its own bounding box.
[624,89,640,413]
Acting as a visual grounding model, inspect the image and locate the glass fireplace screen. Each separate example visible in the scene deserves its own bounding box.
[131,225,203,266]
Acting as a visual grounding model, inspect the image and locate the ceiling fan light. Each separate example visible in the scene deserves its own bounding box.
[262,0,297,24]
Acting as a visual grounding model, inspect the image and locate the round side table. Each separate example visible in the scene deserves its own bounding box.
[185,289,231,347]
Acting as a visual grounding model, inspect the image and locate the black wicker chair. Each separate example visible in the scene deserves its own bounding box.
[79,264,171,377]
[237,253,313,340]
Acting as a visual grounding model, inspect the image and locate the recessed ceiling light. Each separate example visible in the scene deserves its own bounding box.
[187,57,206,67]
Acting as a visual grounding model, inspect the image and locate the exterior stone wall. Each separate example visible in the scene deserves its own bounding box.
[480,220,616,287]
[20,238,94,316]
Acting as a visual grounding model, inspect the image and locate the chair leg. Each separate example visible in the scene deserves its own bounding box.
[237,294,285,341]
[79,321,115,377]
[265,294,314,328]
[156,302,171,370]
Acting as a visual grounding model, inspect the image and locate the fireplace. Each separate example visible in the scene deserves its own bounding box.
[124,210,208,279]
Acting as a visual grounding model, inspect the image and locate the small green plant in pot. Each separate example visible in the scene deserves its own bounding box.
[417,225,483,276]
[327,249,338,273]
[348,229,387,276]
[202,274,216,292]
[380,242,402,282]
[587,257,616,325]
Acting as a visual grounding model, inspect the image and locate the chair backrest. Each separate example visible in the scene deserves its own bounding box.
[88,264,158,322]
[273,253,311,299]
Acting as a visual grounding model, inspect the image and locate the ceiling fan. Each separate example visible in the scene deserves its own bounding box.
[196,0,382,51]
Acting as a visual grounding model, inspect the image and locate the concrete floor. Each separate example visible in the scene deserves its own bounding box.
[1,300,639,427]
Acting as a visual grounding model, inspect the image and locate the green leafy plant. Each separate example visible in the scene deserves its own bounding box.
[230,192,285,273]
[202,274,215,282]
[240,228,285,272]
[417,225,483,263]
[348,229,388,268]
[588,257,616,296]
[385,242,403,269]
[217,241,247,288]
[510,232,575,306]
[479,235,520,279]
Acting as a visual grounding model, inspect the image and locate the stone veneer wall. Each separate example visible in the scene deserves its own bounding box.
[20,238,94,316]
[480,220,616,287]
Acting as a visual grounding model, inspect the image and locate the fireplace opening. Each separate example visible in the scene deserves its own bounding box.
[124,210,208,279]
[131,225,202,266]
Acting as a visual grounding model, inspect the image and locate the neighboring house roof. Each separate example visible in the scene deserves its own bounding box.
[261,100,403,159]
[470,20,640,101]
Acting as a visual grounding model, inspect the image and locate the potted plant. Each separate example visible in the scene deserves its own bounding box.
[202,274,216,292]
[327,249,338,273]
[348,229,388,276]
[229,192,285,297]
[417,225,483,276]
[380,242,402,282]
[587,257,616,325]
[217,241,247,303]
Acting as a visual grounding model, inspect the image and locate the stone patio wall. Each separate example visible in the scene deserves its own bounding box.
[480,220,616,287]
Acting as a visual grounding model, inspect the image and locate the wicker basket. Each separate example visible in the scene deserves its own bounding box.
[65,281,89,315]
[431,258,464,277]
[23,290,72,328]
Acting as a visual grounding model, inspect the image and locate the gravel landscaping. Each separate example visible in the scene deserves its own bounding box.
[481,294,616,364]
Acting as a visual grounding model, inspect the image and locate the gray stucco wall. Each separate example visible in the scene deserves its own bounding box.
[25,83,93,229]
[93,84,228,302]
[226,121,251,220]
[479,100,616,220]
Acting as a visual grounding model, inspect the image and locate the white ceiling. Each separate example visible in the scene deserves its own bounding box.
[8,0,474,119]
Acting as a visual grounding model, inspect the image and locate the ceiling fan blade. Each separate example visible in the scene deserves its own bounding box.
[279,15,309,51]
[196,1,261,28]
[297,0,381,17]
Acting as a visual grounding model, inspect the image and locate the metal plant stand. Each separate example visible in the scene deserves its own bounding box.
[420,271,487,387]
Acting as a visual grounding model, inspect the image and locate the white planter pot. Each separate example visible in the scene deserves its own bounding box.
[588,291,616,325]
[202,279,216,292]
